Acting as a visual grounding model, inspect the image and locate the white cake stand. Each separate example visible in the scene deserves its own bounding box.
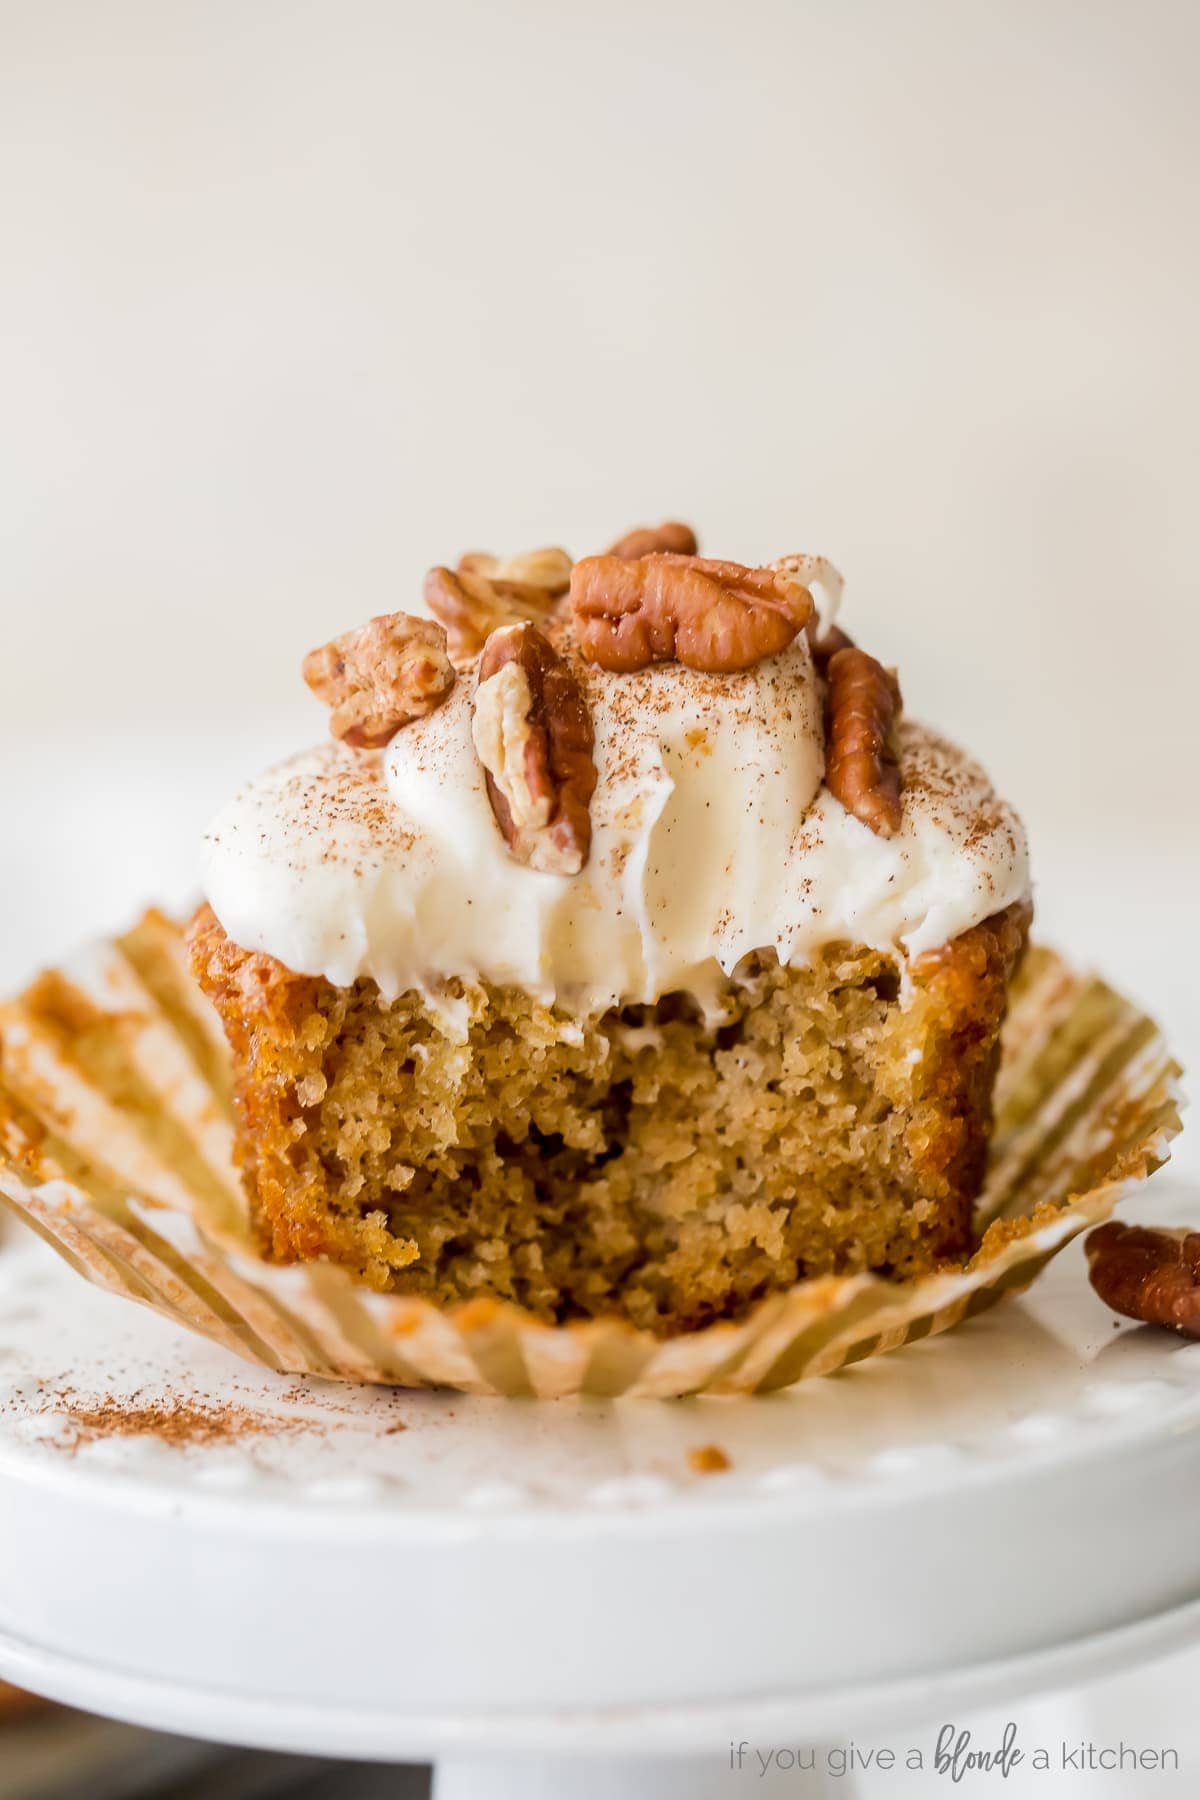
[2,1179,1199,1800]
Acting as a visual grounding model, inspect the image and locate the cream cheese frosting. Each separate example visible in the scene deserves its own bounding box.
[200,632,1030,1016]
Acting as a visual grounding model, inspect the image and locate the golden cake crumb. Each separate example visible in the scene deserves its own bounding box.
[688,1444,732,1474]
[188,900,1029,1335]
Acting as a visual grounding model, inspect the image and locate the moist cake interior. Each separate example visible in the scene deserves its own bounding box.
[190,901,1027,1333]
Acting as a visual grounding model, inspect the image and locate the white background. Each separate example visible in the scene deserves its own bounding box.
[1,2,1198,1791]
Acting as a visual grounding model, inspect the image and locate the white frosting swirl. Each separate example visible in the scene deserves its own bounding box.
[201,636,1029,1015]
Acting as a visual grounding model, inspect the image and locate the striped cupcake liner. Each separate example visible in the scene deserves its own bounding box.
[0,915,1184,1397]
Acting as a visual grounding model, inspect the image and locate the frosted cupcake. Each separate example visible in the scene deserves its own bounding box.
[189,524,1030,1334]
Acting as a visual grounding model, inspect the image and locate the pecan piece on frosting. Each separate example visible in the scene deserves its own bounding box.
[1086,1222,1200,1338]
[807,618,856,669]
[472,621,597,875]
[824,645,903,837]
[569,553,813,674]
[457,545,573,596]
[302,613,454,749]
[425,548,571,667]
[606,520,699,560]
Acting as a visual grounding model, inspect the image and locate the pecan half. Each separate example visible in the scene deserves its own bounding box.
[806,618,856,670]
[472,622,597,874]
[824,645,903,836]
[606,520,699,560]
[570,553,813,674]
[425,550,569,667]
[302,613,454,748]
[1086,1221,1200,1338]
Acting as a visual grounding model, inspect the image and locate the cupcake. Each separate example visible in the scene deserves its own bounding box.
[189,524,1031,1336]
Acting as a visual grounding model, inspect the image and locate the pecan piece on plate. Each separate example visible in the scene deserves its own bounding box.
[472,621,597,875]
[824,646,903,837]
[425,548,571,667]
[605,520,699,560]
[1086,1221,1200,1338]
[569,553,813,674]
[302,613,455,749]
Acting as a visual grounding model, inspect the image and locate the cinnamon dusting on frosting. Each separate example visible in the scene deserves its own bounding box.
[203,611,1028,1014]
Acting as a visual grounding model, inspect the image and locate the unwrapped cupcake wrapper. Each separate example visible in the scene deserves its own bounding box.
[0,913,1184,1397]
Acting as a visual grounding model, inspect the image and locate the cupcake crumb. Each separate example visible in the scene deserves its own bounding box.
[688,1443,731,1475]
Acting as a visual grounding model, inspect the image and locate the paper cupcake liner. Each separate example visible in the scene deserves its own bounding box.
[0,912,1184,1397]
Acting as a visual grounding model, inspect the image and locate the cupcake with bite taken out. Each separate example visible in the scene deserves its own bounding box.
[189,522,1030,1334]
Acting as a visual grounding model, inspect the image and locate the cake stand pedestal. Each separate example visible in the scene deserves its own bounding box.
[2,1179,1200,1800]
